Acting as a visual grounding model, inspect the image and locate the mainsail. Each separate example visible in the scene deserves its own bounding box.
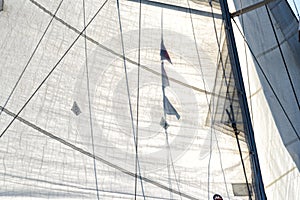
[0,0,298,199]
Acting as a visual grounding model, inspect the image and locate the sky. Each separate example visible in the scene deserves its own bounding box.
[287,0,300,18]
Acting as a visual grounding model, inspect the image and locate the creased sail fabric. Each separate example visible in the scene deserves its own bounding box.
[0,0,257,199]
[232,0,300,199]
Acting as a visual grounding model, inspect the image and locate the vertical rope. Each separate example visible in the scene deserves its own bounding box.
[135,0,142,198]
[82,0,100,199]
[161,9,182,199]
[238,0,254,125]
[206,1,232,199]
[115,0,146,198]
[265,4,300,110]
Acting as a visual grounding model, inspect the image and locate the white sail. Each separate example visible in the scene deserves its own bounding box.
[230,0,300,199]
[0,0,298,199]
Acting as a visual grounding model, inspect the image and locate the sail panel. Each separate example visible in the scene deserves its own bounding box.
[1,0,258,199]
[232,0,300,199]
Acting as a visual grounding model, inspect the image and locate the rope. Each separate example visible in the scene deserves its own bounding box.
[0,0,64,117]
[292,0,300,18]
[232,17,300,142]
[0,0,110,138]
[161,8,184,199]
[265,4,300,110]
[115,0,146,198]
[135,0,142,198]
[82,0,100,199]
[0,105,198,200]
[207,2,233,199]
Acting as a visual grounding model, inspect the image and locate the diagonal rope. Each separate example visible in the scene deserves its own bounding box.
[115,0,146,198]
[0,0,64,117]
[238,0,255,127]
[82,0,100,199]
[292,0,300,17]
[0,0,110,138]
[192,1,231,199]
[0,105,198,200]
[160,9,182,200]
[232,17,300,142]
[30,0,213,96]
[135,0,142,198]
[265,4,300,110]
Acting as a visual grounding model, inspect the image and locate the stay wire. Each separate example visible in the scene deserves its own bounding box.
[135,0,142,199]
[231,17,300,141]
[0,0,64,117]
[161,10,181,200]
[115,0,146,198]
[0,0,110,138]
[0,105,198,200]
[265,4,300,110]
[187,1,228,198]
[238,0,255,127]
[161,9,172,199]
[292,0,300,17]
[165,132,183,200]
[207,2,232,199]
[82,0,100,199]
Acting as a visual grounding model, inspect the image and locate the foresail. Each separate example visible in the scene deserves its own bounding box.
[231,0,300,199]
[0,0,264,199]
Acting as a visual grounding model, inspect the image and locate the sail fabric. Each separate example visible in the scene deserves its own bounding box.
[0,0,257,199]
[231,0,300,199]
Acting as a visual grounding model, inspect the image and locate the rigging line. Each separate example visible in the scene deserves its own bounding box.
[0,0,64,117]
[115,0,146,198]
[165,131,183,200]
[225,107,252,200]
[0,0,110,138]
[1,172,173,200]
[186,0,219,198]
[0,106,198,200]
[232,17,300,142]
[238,0,255,128]
[292,0,300,17]
[186,0,210,106]
[29,0,213,97]
[161,9,173,200]
[265,4,300,110]
[135,0,142,199]
[218,1,256,197]
[82,0,100,199]
[161,10,182,200]
[207,2,231,199]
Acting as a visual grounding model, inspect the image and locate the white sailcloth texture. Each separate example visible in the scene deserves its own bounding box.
[163,96,180,120]
[161,65,170,88]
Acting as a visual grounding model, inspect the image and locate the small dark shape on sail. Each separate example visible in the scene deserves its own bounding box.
[0,0,3,11]
[160,40,172,64]
[160,117,169,129]
[71,101,81,116]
